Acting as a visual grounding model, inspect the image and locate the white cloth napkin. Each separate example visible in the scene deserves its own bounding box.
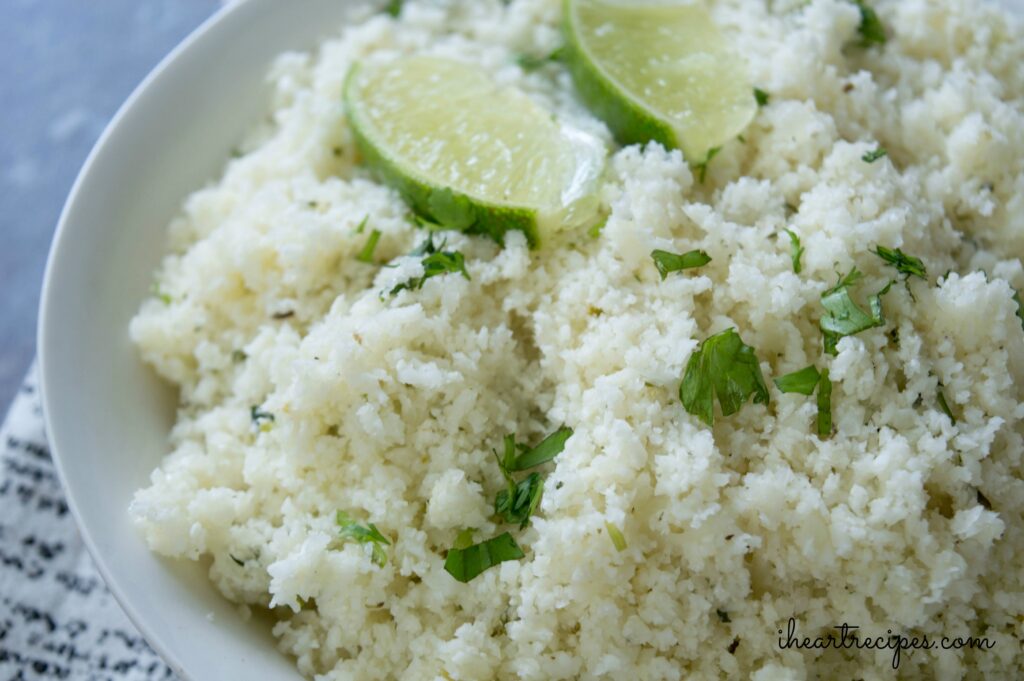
[0,365,175,680]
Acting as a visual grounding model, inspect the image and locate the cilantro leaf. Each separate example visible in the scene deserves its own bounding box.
[511,427,573,471]
[427,187,476,231]
[516,47,564,71]
[854,1,886,47]
[693,146,722,184]
[679,328,770,426]
[753,88,770,107]
[495,472,544,529]
[773,365,821,395]
[444,531,524,583]
[355,215,369,234]
[389,249,470,296]
[385,0,403,17]
[862,147,888,163]
[816,368,833,438]
[784,229,804,274]
[606,522,627,552]
[820,268,894,355]
[588,215,609,239]
[651,249,712,281]
[337,510,391,567]
[357,229,382,263]
[872,246,926,281]
[937,384,957,425]
[250,405,275,432]
[150,282,172,305]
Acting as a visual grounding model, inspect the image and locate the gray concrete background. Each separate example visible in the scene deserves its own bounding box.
[0,0,219,411]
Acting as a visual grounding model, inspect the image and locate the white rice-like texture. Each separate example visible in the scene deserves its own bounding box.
[129,0,1024,678]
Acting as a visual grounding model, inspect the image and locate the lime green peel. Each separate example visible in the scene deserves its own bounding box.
[563,0,757,161]
[344,56,604,247]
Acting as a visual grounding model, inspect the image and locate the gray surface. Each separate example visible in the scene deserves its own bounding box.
[0,0,219,411]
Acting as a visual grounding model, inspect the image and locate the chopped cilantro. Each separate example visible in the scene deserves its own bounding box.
[492,428,571,528]
[854,1,886,47]
[651,249,712,281]
[862,147,888,163]
[516,47,564,71]
[773,365,821,395]
[355,215,369,234]
[588,216,609,239]
[716,609,732,624]
[606,522,627,552]
[784,229,804,274]
[753,88,770,107]
[937,384,957,425]
[679,328,770,426]
[444,531,524,583]
[357,229,382,264]
[389,249,470,296]
[820,268,894,355]
[872,245,926,281]
[385,0,403,17]
[150,282,172,305]
[495,472,544,529]
[250,405,275,432]
[336,510,391,567]
[511,427,573,470]
[231,349,247,363]
[816,368,833,438]
[693,146,722,184]
[774,365,834,438]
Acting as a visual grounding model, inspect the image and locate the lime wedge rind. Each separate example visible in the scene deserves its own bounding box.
[563,0,757,161]
[343,58,604,247]
[562,0,679,151]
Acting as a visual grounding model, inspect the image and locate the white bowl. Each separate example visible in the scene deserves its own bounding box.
[38,1,376,678]
[36,0,1024,679]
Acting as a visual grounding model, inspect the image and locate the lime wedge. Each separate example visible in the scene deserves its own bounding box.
[344,56,604,246]
[563,0,756,161]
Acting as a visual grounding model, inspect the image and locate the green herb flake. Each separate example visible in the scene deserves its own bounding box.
[862,147,888,163]
[355,215,369,234]
[511,427,573,471]
[444,531,524,583]
[250,405,275,432]
[606,522,627,552]
[495,472,544,529]
[492,428,571,528]
[784,229,804,274]
[516,47,564,71]
[816,368,833,438]
[150,282,172,305]
[774,365,821,396]
[679,328,770,426]
[753,88,770,107]
[357,229,382,264]
[854,1,886,47]
[693,146,722,184]
[231,349,248,363]
[820,268,894,356]
[385,0,403,18]
[588,216,609,239]
[651,249,712,281]
[937,385,957,425]
[716,609,732,624]
[390,249,470,296]
[336,510,391,567]
[872,245,926,281]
